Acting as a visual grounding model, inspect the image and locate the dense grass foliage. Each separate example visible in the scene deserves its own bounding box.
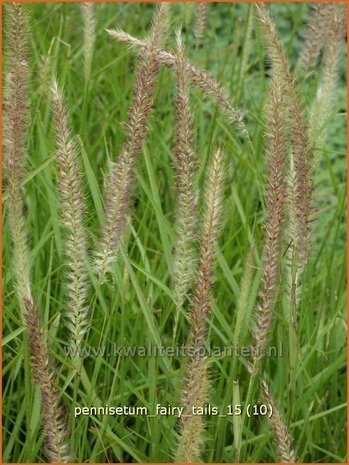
[2,3,346,462]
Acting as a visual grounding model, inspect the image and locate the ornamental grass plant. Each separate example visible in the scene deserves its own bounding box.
[2,3,346,462]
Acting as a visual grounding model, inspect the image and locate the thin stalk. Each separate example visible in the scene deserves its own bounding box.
[232,380,242,461]
[237,3,254,102]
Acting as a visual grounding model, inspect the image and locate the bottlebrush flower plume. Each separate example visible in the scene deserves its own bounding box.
[4,2,31,305]
[172,30,199,337]
[260,376,297,463]
[251,79,288,358]
[24,298,70,462]
[256,3,314,265]
[96,4,170,282]
[298,3,338,72]
[80,2,96,84]
[176,148,226,462]
[309,4,346,148]
[51,81,90,353]
[193,3,209,41]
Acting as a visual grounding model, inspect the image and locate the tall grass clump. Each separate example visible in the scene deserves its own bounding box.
[2,4,346,462]
[95,4,170,282]
[172,30,199,338]
[4,4,70,461]
[175,148,226,463]
[51,81,90,354]
[308,4,346,149]
[80,2,96,85]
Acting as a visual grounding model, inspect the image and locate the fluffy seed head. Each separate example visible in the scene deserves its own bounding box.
[176,148,226,463]
[256,3,314,264]
[96,4,170,282]
[4,2,31,305]
[24,297,70,462]
[298,3,340,72]
[309,4,347,148]
[80,2,96,83]
[260,377,297,463]
[51,81,90,352]
[172,29,199,328]
[252,79,288,358]
[193,3,209,41]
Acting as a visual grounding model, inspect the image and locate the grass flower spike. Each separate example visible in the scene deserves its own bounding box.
[51,81,90,353]
[256,5,315,393]
[172,30,199,337]
[80,2,96,84]
[193,3,209,42]
[176,148,226,462]
[309,4,346,148]
[298,3,337,73]
[96,4,170,281]
[24,297,71,462]
[252,6,311,458]
[260,377,297,463]
[256,3,314,263]
[4,2,31,305]
[251,79,288,359]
